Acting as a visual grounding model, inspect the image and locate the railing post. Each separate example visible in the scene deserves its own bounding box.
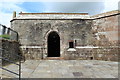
[2,26,7,35]
[41,47,43,59]
[7,28,10,35]
[16,33,19,41]
[19,55,21,80]
[8,28,19,41]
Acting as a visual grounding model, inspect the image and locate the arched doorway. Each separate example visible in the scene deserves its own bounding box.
[47,31,60,57]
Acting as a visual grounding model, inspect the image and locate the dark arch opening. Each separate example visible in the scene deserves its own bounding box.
[47,31,60,57]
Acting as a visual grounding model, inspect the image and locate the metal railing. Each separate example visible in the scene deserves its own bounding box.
[0,24,21,79]
[0,24,18,41]
[0,48,21,80]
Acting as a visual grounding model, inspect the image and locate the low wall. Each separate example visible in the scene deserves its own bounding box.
[93,47,118,61]
[20,45,118,61]
[0,39,20,66]
[64,46,118,61]
[20,46,47,60]
[64,48,93,60]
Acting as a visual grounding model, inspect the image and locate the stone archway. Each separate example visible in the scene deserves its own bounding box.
[47,31,60,57]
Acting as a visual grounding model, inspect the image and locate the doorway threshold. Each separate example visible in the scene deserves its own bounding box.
[44,57,64,60]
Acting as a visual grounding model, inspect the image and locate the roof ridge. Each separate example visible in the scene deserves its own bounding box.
[19,12,89,15]
[91,10,119,18]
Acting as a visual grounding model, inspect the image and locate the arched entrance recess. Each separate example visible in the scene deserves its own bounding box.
[47,31,60,57]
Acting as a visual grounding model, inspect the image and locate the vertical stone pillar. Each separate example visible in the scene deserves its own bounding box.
[13,11,16,18]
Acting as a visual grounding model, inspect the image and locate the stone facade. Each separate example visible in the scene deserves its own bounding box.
[92,13,119,61]
[0,39,20,65]
[10,11,119,61]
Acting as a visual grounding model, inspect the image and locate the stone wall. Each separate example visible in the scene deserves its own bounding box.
[0,39,21,66]
[21,47,46,60]
[60,13,119,61]
[11,19,93,60]
[93,47,118,61]
[11,11,119,61]
[91,14,119,61]
[64,48,94,60]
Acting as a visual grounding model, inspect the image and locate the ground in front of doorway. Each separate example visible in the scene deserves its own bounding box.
[1,60,118,78]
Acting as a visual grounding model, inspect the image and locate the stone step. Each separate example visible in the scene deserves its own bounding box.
[44,57,64,60]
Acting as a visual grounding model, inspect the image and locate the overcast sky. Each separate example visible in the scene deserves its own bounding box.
[0,0,119,27]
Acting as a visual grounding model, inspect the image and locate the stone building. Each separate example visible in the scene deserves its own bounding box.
[10,10,119,60]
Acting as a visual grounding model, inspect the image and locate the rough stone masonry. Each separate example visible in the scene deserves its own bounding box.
[10,10,119,61]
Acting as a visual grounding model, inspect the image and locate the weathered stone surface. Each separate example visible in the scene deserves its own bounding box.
[92,15,118,44]
[92,13,119,61]
[15,13,90,19]
[0,39,21,66]
[11,11,119,61]
[2,60,118,78]
[11,19,93,60]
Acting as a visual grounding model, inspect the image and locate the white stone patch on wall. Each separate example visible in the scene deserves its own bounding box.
[95,31,118,41]
[76,46,99,48]
[105,31,118,41]
[67,48,76,51]
[20,46,42,49]
[96,32,107,35]
[98,54,103,57]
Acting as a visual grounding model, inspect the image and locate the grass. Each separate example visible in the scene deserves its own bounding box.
[0,34,10,39]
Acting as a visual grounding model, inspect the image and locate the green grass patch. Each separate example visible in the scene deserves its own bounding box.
[0,34,10,39]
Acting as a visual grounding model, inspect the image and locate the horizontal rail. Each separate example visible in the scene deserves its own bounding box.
[0,24,19,41]
[15,54,22,58]
[0,67,19,76]
[0,48,22,79]
[0,57,20,66]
